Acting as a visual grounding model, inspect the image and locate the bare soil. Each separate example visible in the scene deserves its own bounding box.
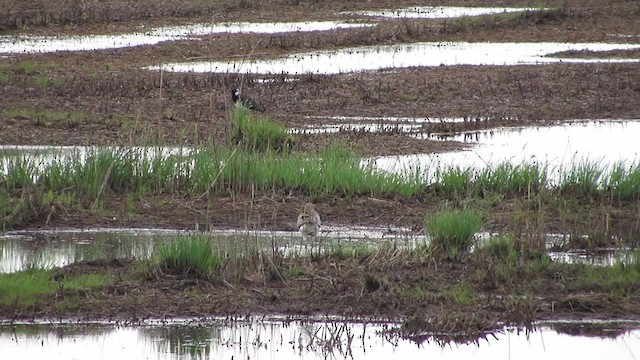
[1,0,640,332]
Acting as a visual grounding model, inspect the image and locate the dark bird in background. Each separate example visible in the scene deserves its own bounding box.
[231,88,265,112]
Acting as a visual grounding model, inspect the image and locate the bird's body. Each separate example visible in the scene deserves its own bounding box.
[297,203,321,242]
[231,88,265,112]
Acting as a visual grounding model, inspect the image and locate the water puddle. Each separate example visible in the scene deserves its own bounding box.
[0,21,372,54]
[374,119,640,180]
[290,122,425,135]
[344,6,539,19]
[0,226,418,273]
[1,318,638,360]
[0,229,173,273]
[306,115,470,124]
[152,42,640,74]
[549,248,637,266]
[2,228,634,274]
[290,115,471,134]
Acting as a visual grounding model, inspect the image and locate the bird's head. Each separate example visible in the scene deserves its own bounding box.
[231,89,240,102]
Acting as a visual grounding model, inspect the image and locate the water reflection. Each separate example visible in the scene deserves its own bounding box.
[549,248,637,266]
[374,120,640,180]
[306,115,470,123]
[0,319,638,360]
[1,227,634,275]
[0,226,418,274]
[0,230,168,273]
[344,6,539,19]
[289,122,425,134]
[153,42,640,74]
[0,21,372,54]
[290,115,471,134]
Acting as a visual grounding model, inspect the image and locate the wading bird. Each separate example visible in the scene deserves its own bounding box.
[231,88,265,112]
[297,203,321,242]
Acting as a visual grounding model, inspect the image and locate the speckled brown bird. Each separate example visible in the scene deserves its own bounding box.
[297,203,321,242]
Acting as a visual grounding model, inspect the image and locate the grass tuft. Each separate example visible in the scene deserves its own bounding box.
[230,105,293,153]
[155,236,222,279]
[0,268,107,306]
[425,208,484,260]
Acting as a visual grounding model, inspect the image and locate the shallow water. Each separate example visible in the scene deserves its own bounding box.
[1,228,632,274]
[344,6,539,19]
[1,318,638,360]
[0,229,172,273]
[289,115,470,134]
[0,21,372,54]
[549,248,637,266]
[0,226,418,273]
[373,120,640,180]
[153,42,640,74]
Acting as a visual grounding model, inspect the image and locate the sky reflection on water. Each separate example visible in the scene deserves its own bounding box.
[153,42,640,74]
[0,21,372,54]
[344,6,540,19]
[1,319,639,360]
[374,120,640,181]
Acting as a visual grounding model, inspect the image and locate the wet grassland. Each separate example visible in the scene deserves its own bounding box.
[1,108,640,334]
[1,0,640,337]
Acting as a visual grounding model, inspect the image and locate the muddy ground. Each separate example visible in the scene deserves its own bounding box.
[3,254,640,340]
[1,0,640,330]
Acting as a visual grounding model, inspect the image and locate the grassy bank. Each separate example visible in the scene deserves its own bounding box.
[1,234,638,336]
[0,267,108,306]
[3,144,638,203]
[1,108,639,242]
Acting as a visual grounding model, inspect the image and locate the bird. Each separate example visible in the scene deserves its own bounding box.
[231,88,265,112]
[297,202,321,242]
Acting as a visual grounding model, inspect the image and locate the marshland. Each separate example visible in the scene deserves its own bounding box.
[1,0,640,358]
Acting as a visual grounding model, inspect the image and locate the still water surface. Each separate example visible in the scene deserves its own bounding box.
[0,21,372,54]
[374,120,640,179]
[153,42,640,74]
[1,319,638,360]
[0,226,417,273]
[1,228,632,274]
[344,6,540,19]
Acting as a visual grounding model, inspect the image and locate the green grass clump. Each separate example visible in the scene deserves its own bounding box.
[557,160,604,197]
[480,235,519,262]
[0,268,107,306]
[230,105,293,152]
[0,269,51,305]
[425,208,484,260]
[448,282,474,305]
[476,163,547,197]
[156,236,222,279]
[322,243,377,261]
[574,251,640,295]
[604,163,640,201]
